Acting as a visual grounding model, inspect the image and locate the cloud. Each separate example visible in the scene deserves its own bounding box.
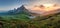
[28,3,60,14]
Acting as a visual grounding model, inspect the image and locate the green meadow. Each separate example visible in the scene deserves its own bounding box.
[0,13,60,28]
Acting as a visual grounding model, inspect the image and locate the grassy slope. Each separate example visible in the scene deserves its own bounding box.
[0,13,60,28]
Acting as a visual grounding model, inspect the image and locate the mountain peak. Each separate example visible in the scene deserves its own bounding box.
[20,5,25,9]
[17,5,26,10]
[7,5,31,15]
[21,5,24,7]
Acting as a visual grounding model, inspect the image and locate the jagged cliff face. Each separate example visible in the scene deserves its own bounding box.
[8,5,30,15]
[15,5,28,14]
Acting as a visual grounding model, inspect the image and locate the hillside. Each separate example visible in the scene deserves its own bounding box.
[0,9,59,28]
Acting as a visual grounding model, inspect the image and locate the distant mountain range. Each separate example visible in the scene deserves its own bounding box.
[39,8,60,16]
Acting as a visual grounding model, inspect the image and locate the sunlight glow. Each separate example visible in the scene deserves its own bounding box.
[42,4,57,11]
[43,4,53,8]
[30,4,60,12]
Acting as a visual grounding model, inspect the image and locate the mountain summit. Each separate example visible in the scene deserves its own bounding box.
[16,5,29,14]
[8,5,30,15]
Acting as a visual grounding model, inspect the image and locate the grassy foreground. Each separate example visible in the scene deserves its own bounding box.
[0,14,60,28]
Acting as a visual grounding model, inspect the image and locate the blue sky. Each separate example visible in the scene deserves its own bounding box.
[0,0,21,11]
[0,0,60,12]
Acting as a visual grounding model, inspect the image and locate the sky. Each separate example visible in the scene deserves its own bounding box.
[0,0,60,12]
